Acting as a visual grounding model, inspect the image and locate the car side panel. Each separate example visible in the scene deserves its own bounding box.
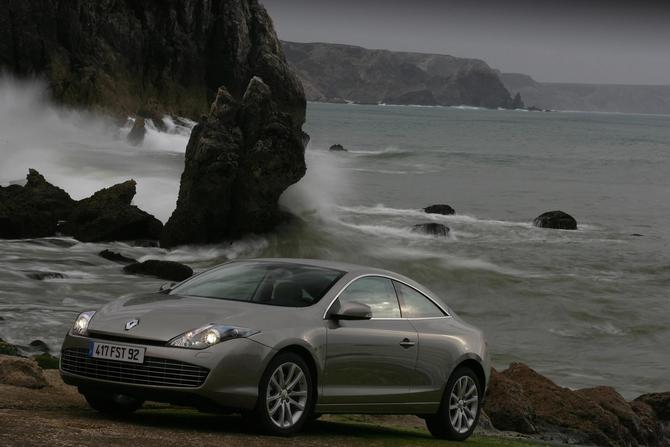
[406,317,488,403]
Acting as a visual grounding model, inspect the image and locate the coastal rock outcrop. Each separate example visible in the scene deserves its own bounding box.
[533,210,577,230]
[412,223,450,237]
[123,260,193,282]
[0,169,75,238]
[0,0,305,120]
[0,355,48,389]
[99,249,137,265]
[61,181,163,243]
[329,144,348,152]
[485,362,667,446]
[424,204,455,215]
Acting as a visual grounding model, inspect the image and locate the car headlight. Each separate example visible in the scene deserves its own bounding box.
[70,311,96,336]
[168,324,260,349]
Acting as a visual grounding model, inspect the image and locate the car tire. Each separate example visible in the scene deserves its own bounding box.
[252,352,315,436]
[425,366,482,441]
[83,392,144,416]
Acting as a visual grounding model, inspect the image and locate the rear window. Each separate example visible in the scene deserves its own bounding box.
[170,261,344,307]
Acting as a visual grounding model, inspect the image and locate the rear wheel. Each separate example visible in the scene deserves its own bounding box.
[83,392,144,416]
[426,367,481,441]
[252,352,314,436]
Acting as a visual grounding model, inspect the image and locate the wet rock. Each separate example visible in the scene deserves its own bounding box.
[27,340,50,354]
[62,180,163,242]
[123,260,193,282]
[126,117,146,146]
[636,392,670,420]
[0,169,75,239]
[0,355,48,389]
[161,76,307,247]
[484,369,536,433]
[423,204,455,215]
[486,362,667,446]
[532,210,577,230]
[32,353,59,370]
[0,339,20,356]
[25,271,67,280]
[411,223,450,237]
[329,144,347,152]
[99,249,136,264]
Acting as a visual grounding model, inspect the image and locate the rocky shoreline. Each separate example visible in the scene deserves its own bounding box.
[1,350,667,446]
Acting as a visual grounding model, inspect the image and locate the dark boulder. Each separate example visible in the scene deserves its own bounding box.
[61,180,162,242]
[123,260,193,282]
[0,169,75,239]
[423,204,455,215]
[329,144,347,152]
[126,117,146,146]
[636,393,670,420]
[25,271,67,280]
[99,249,136,264]
[412,223,450,237]
[533,210,577,230]
[484,368,536,433]
[0,339,19,356]
[32,353,59,370]
[27,340,50,354]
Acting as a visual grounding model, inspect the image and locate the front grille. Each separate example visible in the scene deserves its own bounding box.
[61,348,209,388]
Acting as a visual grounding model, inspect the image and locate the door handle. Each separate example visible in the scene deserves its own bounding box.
[399,338,416,348]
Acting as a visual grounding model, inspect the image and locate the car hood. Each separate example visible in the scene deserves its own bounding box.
[88,293,295,342]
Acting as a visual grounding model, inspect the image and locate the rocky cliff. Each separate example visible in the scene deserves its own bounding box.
[501,72,670,114]
[0,0,304,120]
[160,4,307,247]
[282,41,513,108]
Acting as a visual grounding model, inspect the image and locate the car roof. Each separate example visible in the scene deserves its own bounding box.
[242,257,399,276]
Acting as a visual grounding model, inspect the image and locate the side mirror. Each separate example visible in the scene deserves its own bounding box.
[159,282,176,293]
[329,301,372,320]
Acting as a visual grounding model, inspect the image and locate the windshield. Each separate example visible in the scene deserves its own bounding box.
[170,261,345,307]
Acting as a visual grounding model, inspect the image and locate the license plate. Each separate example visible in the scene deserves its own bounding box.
[89,341,145,364]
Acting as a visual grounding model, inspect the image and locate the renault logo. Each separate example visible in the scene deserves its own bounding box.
[125,319,139,330]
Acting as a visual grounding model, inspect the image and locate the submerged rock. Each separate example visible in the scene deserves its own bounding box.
[25,271,67,281]
[329,144,347,152]
[0,169,75,239]
[412,223,450,237]
[99,249,137,264]
[0,355,48,389]
[61,180,163,242]
[423,204,455,215]
[533,210,577,230]
[123,260,193,282]
[126,117,146,146]
[485,362,666,446]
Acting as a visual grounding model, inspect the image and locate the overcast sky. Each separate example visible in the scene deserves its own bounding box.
[261,0,670,85]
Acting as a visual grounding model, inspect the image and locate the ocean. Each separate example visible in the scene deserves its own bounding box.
[1,81,669,398]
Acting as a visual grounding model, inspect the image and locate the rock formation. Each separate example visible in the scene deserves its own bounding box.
[329,144,348,152]
[0,0,304,120]
[533,210,578,230]
[160,13,308,247]
[282,41,513,108]
[485,363,668,446]
[123,260,193,282]
[0,170,162,242]
[62,180,163,242]
[424,204,456,215]
[412,223,450,237]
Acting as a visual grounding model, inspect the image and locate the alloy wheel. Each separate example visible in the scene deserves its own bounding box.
[266,361,309,428]
[448,375,479,434]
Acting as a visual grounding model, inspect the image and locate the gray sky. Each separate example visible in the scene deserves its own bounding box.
[261,0,670,85]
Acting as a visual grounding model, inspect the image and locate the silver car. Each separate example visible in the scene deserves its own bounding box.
[60,258,490,440]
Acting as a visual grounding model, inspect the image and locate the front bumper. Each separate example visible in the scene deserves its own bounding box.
[59,332,274,411]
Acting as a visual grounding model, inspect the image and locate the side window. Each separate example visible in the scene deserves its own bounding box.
[394,281,446,318]
[337,277,401,318]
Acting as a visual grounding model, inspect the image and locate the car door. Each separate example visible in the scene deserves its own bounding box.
[321,276,418,405]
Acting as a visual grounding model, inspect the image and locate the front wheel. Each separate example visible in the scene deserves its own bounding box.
[426,367,481,441]
[83,392,144,416]
[252,352,315,436]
